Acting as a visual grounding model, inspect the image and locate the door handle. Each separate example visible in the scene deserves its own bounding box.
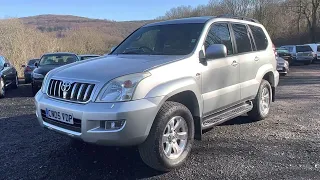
[231,60,238,66]
[254,57,260,61]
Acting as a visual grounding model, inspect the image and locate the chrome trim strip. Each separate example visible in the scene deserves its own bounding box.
[58,81,62,97]
[77,84,84,101]
[49,80,54,95]
[53,80,58,96]
[83,84,92,101]
[70,83,78,99]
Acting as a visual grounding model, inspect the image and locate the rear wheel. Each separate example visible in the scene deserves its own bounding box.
[248,80,272,121]
[138,101,194,171]
[0,78,5,98]
[12,74,18,89]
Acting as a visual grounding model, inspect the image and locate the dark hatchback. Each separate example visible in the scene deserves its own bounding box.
[32,53,79,95]
[276,48,293,64]
[0,56,18,98]
[22,59,39,84]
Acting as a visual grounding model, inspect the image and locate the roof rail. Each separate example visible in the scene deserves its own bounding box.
[216,14,260,23]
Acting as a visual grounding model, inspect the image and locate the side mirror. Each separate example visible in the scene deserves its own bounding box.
[205,44,227,60]
[21,65,26,68]
[34,62,39,67]
[110,46,116,52]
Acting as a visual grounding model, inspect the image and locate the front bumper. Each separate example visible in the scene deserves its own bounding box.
[32,78,43,89]
[35,92,163,146]
[276,66,288,74]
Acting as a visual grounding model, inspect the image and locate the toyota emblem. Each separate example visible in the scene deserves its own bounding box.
[61,81,71,98]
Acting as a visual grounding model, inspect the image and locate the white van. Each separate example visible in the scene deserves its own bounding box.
[281,45,314,65]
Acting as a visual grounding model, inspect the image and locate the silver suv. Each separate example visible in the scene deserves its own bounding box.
[35,16,279,171]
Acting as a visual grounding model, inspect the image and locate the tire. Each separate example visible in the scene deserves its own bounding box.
[304,61,311,65]
[25,78,31,84]
[248,80,272,121]
[32,83,39,96]
[138,101,194,171]
[0,78,5,98]
[12,74,18,89]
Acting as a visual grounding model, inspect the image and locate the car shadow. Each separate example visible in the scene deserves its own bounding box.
[219,115,255,126]
[5,80,34,98]
[0,114,164,179]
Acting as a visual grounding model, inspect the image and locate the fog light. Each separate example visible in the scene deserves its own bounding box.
[100,120,125,130]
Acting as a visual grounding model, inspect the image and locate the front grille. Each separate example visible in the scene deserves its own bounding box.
[47,79,95,103]
[41,110,81,132]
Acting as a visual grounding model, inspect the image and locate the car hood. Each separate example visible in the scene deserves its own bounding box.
[50,55,186,83]
[33,65,61,76]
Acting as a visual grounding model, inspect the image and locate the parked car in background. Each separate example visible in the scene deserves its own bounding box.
[280,45,313,65]
[78,54,100,61]
[35,16,279,171]
[22,59,39,83]
[276,56,289,76]
[306,43,320,62]
[0,56,18,98]
[32,52,79,95]
[276,48,293,64]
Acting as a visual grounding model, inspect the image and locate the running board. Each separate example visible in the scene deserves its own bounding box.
[202,101,253,129]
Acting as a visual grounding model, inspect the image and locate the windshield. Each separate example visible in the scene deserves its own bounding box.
[276,48,289,54]
[296,45,312,52]
[111,23,204,55]
[39,54,78,65]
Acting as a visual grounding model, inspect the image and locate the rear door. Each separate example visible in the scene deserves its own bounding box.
[231,23,262,100]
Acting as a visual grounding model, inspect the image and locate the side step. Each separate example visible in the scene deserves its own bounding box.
[202,101,253,129]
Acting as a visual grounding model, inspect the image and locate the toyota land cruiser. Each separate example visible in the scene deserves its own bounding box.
[35,16,279,171]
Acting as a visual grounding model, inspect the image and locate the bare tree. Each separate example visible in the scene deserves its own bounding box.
[300,0,320,42]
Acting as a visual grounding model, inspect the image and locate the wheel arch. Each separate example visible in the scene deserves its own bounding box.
[146,77,203,140]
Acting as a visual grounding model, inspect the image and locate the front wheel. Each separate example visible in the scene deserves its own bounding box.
[32,83,39,96]
[248,80,272,121]
[138,101,194,171]
[304,61,312,65]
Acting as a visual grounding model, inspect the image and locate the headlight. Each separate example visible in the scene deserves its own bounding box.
[32,73,44,79]
[41,73,49,93]
[96,72,151,102]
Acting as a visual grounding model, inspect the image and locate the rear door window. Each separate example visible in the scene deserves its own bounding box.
[204,23,234,55]
[249,25,268,51]
[28,59,38,65]
[296,45,312,52]
[231,24,252,54]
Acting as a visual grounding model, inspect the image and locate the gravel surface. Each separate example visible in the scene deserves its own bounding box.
[1,64,320,180]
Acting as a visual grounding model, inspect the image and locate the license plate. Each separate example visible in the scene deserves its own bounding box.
[45,108,74,124]
[277,67,283,70]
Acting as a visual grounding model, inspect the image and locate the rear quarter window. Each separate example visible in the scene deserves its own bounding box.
[232,24,252,54]
[296,46,312,52]
[249,25,268,51]
[317,46,320,52]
